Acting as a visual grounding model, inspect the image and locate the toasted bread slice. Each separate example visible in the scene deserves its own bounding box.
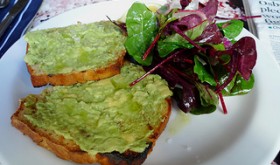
[11,97,171,165]
[25,55,124,87]
[24,21,126,87]
[11,63,173,165]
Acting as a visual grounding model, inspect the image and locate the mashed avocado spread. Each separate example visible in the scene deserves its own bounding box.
[23,63,172,155]
[24,21,126,74]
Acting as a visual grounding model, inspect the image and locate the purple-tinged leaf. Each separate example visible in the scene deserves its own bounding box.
[180,0,191,9]
[130,49,185,86]
[157,64,199,113]
[215,37,257,92]
[174,10,206,20]
[173,13,206,30]
[233,37,257,80]
[222,37,233,50]
[198,0,218,21]
[194,23,224,44]
[171,24,206,53]
[215,49,238,93]
[157,0,182,15]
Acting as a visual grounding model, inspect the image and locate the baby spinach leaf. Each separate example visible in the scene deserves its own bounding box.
[157,36,193,57]
[185,21,209,40]
[125,2,159,66]
[222,74,255,96]
[190,105,217,115]
[217,20,244,40]
[230,74,254,95]
[190,83,218,115]
[194,55,217,86]
[157,21,208,57]
[219,70,255,96]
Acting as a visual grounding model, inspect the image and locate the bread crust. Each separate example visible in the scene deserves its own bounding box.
[11,98,171,165]
[26,50,126,87]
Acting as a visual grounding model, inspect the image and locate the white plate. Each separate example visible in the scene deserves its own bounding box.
[1,0,280,165]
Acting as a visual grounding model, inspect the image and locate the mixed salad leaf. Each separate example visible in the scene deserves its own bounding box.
[117,0,257,115]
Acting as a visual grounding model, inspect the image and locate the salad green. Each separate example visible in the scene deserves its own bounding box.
[119,0,257,114]
[125,2,158,66]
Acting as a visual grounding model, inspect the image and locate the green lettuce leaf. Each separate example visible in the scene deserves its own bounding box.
[125,2,159,66]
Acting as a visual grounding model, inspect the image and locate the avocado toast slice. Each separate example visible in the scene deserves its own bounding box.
[24,21,126,87]
[11,63,172,165]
